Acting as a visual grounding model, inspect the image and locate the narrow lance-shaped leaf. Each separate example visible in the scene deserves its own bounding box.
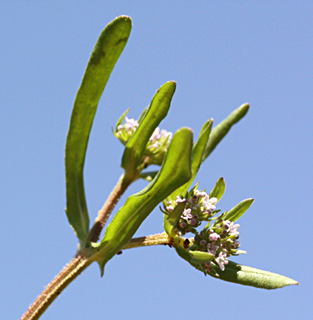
[209,177,226,202]
[94,128,193,275]
[174,246,298,289]
[202,103,249,162]
[65,16,132,242]
[209,260,299,289]
[122,81,176,179]
[224,198,254,222]
[168,119,213,201]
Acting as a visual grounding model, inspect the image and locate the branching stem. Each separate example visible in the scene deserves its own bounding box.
[20,233,173,320]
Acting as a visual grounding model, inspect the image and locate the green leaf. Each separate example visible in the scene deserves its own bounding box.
[202,103,249,162]
[209,260,299,289]
[65,16,132,242]
[209,177,226,202]
[95,128,193,275]
[121,81,176,179]
[169,119,213,200]
[224,198,254,222]
[175,246,298,289]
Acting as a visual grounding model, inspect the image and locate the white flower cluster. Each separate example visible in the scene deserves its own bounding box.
[115,117,139,144]
[165,189,218,235]
[164,187,242,272]
[198,219,241,271]
[115,116,172,165]
[147,127,172,154]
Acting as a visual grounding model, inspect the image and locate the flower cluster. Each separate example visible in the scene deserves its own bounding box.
[194,217,241,271]
[164,187,218,235]
[146,127,172,155]
[115,117,139,145]
[114,116,172,165]
[163,187,243,272]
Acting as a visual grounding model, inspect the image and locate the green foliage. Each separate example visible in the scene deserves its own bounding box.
[169,119,212,201]
[95,128,193,274]
[21,15,299,320]
[121,81,176,179]
[175,245,297,289]
[202,103,249,162]
[224,198,254,222]
[65,16,132,242]
[209,260,299,289]
[64,15,297,289]
[209,177,226,202]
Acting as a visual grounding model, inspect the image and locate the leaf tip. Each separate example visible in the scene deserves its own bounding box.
[239,103,250,114]
[279,277,299,289]
[116,15,132,24]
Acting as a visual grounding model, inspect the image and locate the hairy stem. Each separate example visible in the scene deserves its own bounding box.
[20,251,93,320]
[88,173,132,242]
[123,232,171,249]
[20,233,174,320]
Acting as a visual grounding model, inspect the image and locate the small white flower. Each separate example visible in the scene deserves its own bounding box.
[216,252,229,271]
[124,117,139,131]
[181,208,193,220]
[229,222,240,235]
[202,196,217,213]
[194,190,207,198]
[175,196,187,204]
[209,232,221,242]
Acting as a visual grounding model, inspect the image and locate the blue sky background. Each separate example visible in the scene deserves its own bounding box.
[1,2,312,319]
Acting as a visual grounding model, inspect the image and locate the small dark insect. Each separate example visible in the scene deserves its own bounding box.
[183,238,190,249]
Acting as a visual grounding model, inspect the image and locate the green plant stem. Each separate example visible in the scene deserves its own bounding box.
[20,233,173,320]
[88,173,133,243]
[21,172,135,319]
[123,232,171,249]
